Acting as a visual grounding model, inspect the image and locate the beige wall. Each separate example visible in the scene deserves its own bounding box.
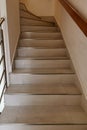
[0,0,11,84]
[20,0,54,16]
[0,0,20,84]
[54,0,87,99]
[68,0,87,19]
[6,0,20,63]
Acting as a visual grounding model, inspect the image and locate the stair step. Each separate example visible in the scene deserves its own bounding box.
[21,26,59,32]
[15,59,71,69]
[15,56,69,60]
[5,94,81,106]
[12,68,74,74]
[19,3,41,20]
[1,2,85,129]
[10,73,75,84]
[0,106,87,124]
[8,84,81,95]
[19,39,65,48]
[17,48,67,57]
[21,32,62,40]
[20,10,41,20]
[20,18,54,26]
[0,124,87,130]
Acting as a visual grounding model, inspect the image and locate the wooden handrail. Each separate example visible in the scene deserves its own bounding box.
[0,18,5,26]
[58,0,87,37]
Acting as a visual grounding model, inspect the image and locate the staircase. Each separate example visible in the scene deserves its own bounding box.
[0,3,87,130]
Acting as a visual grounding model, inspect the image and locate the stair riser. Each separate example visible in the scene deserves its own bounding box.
[20,18,53,26]
[10,74,75,84]
[17,48,67,57]
[5,95,81,106]
[15,60,71,69]
[20,9,40,20]
[20,14,39,20]
[19,40,65,48]
[21,33,62,39]
[7,84,81,95]
[21,26,58,32]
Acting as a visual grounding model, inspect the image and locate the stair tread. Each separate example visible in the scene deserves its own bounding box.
[20,18,54,25]
[16,57,70,61]
[21,32,61,34]
[7,84,81,95]
[19,39,65,48]
[20,39,64,42]
[21,25,57,27]
[15,56,69,60]
[18,47,66,49]
[0,106,87,124]
[13,68,74,74]
[18,46,66,50]
[21,31,58,33]
[21,32,62,40]
[20,13,55,25]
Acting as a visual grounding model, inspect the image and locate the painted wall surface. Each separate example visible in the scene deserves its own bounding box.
[54,0,87,98]
[68,0,87,19]
[6,0,20,64]
[20,0,54,16]
[0,0,11,82]
[0,0,20,80]
[0,0,20,112]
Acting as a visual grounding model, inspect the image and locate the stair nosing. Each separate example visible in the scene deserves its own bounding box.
[5,93,82,96]
[15,57,70,60]
[15,57,69,60]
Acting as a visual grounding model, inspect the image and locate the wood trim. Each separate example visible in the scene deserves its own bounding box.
[58,0,87,37]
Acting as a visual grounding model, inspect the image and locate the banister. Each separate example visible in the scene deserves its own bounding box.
[58,0,87,37]
[0,18,5,26]
[0,17,7,107]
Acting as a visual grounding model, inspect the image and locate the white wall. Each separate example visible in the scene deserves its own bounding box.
[54,0,87,99]
[20,0,55,16]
